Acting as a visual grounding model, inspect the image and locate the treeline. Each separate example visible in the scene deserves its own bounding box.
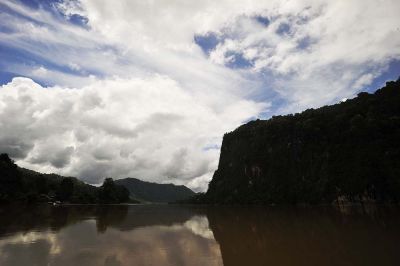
[203,78,400,204]
[0,154,132,204]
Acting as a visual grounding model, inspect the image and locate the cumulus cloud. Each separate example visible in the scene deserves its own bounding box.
[0,0,399,191]
[0,77,264,189]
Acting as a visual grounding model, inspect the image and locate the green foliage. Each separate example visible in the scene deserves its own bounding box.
[0,154,130,204]
[0,154,23,202]
[35,175,49,194]
[205,79,400,204]
[56,178,74,202]
[98,178,130,204]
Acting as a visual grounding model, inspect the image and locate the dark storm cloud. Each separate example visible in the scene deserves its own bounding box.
[0,137,34,159]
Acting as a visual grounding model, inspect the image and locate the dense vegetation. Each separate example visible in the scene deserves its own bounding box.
[203,79,400,204]
[115,177,195,203]
[0,154,130,204]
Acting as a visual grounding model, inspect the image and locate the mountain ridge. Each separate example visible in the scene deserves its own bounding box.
[1,153,195,204]
[115,177,195,203]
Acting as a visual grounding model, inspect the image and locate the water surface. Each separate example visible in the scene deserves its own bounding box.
[0,204,399,266]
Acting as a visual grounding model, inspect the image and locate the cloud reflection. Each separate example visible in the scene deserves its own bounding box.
[1,205,399,266]
[0,206,223,266]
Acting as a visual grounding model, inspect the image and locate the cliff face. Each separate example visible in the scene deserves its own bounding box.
[206,79,400,204]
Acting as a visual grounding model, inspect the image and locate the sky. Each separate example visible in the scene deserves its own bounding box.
[0,0,399,192]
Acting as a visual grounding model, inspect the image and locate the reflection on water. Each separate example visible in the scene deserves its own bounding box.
[0,204,399,266]
[0,205,222,266]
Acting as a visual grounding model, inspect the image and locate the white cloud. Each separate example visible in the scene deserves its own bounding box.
[0,77,264,190]
[206,0,400,111]
[31,66,48,77]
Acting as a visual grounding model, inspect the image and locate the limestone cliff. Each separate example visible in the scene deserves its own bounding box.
[205,79,400,204]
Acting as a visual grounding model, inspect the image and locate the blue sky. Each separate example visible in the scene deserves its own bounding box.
[1,0,399,113]
[0,0,399,191]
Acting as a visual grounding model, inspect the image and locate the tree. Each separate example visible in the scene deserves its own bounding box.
[57,178,74,202]
[35,174,49,194]
[98,178,130,203]
[0,154,23,202]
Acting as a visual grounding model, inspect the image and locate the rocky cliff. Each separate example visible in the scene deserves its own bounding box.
[205,79,400,204]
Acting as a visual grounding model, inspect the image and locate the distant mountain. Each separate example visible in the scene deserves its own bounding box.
[0,154,131,204]
[0,153,194,204]
[199,78,400,204]
[115,178,195,203]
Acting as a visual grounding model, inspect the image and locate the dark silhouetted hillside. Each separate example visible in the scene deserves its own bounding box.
[0,154,130,204]
[115,178,195,203]
[203,78,400,204]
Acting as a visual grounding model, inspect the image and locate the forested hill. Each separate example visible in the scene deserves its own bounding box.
[115,178,195,203]
[204,78,400,204]
[0,153,194,204]
[0,154,130,204]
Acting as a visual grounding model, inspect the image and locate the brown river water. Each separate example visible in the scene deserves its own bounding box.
[0,204,399,266]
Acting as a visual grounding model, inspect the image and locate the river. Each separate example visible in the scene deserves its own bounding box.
[0,204,399,266]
